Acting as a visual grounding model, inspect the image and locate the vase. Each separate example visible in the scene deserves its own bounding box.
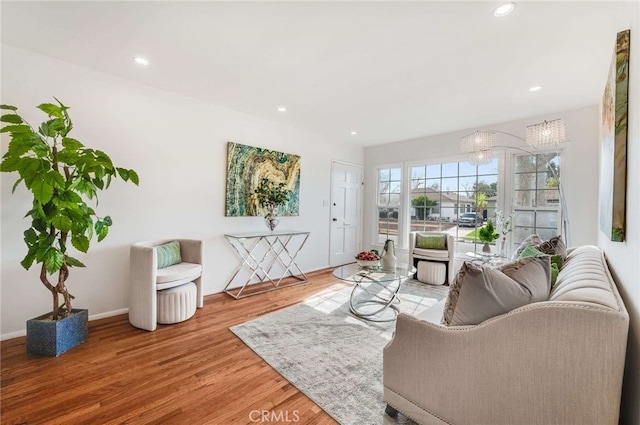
[264,208,280,231]
[499,237,507,257]
[482,242,491,254]
[381,239,397,271]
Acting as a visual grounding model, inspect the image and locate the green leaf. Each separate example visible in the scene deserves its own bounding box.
[65,256,86,268]
[116,167,129,181]
[1,114,23,124]
[31,180,54,204]
[52,215,72,232]
[12,177,24,193]
[95,150,114,170]
[71,234,90,253]
[20,252,36,270]
[128,169,139,185]
[103,216,113,226]
[45,170,66,189]
[1,154,21,172]
[0,104,18,111]
[61,137,84,150]
[31,143,51,158]
[45,249,64,273]
[47,118,66,134]
[0,124,32,134]
[60,190,82,204]
[24,228,38,245]
[57,149,79,165]
[39,122,54,137]
[93,178,104,190]
[37,103,64,119]
[97,225,109,242]
[94,220,104,234]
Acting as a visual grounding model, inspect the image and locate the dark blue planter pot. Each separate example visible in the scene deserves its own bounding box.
[26,309,88,357]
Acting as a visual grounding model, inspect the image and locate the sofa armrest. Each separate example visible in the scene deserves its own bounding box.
[384,303,629,425]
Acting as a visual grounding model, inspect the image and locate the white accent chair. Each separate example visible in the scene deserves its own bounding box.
[409,231,455,285]
[129,239,204,331]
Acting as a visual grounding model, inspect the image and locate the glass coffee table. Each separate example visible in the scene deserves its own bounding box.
[333,263,416,322]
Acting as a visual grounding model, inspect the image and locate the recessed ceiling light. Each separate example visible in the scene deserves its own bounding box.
[133,57,149,66]
[529,86,542,92]
[277,106,286,112]
[493,2,516,17]
[350,131,357,135]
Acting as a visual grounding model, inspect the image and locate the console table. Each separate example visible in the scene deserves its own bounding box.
[224,230,310,299]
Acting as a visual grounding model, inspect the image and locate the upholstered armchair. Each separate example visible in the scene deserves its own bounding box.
[409,231,455,285]
[129,239,204,331]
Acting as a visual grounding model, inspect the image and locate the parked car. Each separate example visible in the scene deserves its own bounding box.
[457,213,483,227]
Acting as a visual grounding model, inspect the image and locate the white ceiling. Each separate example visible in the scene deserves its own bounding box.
[0,1,631,146]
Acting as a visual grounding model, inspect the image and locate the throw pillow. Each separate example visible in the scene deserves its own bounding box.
[535,235,567,260]
[442,257,551,326]
[550,263,559,287]
[156,241,182,269]
[416,234,447,250]
[513,234,542,260]
[517,245,561,286]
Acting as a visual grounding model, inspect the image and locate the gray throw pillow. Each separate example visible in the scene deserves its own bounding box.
[442,257,551,326]
[512,234,542,260]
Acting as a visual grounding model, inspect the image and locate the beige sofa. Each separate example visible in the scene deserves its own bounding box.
[383,245,629,425]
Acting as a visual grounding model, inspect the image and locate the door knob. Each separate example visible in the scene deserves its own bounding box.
[332,218,338,221]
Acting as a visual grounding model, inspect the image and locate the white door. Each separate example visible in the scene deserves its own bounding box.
[329,161,363,266]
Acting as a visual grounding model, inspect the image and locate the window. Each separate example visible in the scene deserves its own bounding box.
[377,167,402,243]
[512,152,561,247]
[410,158,499,254]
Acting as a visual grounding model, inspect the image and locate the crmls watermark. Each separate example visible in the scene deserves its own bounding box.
[249,409,300,423]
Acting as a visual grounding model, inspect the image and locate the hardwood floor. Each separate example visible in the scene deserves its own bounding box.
[1,269,345,425]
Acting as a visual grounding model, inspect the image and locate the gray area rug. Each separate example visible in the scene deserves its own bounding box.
[230,279,449,425]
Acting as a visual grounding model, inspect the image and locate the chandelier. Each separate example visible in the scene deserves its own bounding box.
[525,119,567,148]
[460,130,496,165]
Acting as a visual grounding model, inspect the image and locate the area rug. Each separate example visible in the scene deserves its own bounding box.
[230,279,449,425]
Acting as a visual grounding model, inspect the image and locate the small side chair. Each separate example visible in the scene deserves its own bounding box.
[129,239,204,331]
[409,231,455,285]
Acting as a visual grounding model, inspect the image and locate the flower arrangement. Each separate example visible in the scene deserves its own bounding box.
[496,210,515,257]
[496,210,515,238]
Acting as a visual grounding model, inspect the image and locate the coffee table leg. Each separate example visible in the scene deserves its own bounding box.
[349,277,402,322]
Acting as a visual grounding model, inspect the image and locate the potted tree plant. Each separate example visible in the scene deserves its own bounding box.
[478,219,500,254]
[0,99,139,356]
[253,177,292,231]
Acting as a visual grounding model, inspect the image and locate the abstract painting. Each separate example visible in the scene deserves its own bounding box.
[225,142,300,217]
[599,29,630,242]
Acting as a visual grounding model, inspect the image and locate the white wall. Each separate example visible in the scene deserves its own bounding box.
[364,105,601,252]
[597,5,640,424]
[0,46,363,338]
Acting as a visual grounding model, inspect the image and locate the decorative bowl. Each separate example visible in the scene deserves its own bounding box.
[356,259,380,268]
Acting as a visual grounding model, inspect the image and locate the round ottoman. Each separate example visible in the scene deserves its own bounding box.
[157,282,197,324]
[417,261,446,285]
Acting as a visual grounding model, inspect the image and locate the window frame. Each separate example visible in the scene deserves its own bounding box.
[506,148,564,253]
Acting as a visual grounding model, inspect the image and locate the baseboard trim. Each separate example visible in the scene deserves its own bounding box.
[1,308,130,341]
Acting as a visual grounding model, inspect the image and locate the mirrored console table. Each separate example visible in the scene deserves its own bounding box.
[224,230,310,299]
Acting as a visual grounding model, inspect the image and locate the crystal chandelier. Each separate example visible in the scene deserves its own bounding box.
[460,130,495,165]
[460,130,496,154]
[525,119,567,148]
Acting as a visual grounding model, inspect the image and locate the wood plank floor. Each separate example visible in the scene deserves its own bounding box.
[1,269,346,425]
